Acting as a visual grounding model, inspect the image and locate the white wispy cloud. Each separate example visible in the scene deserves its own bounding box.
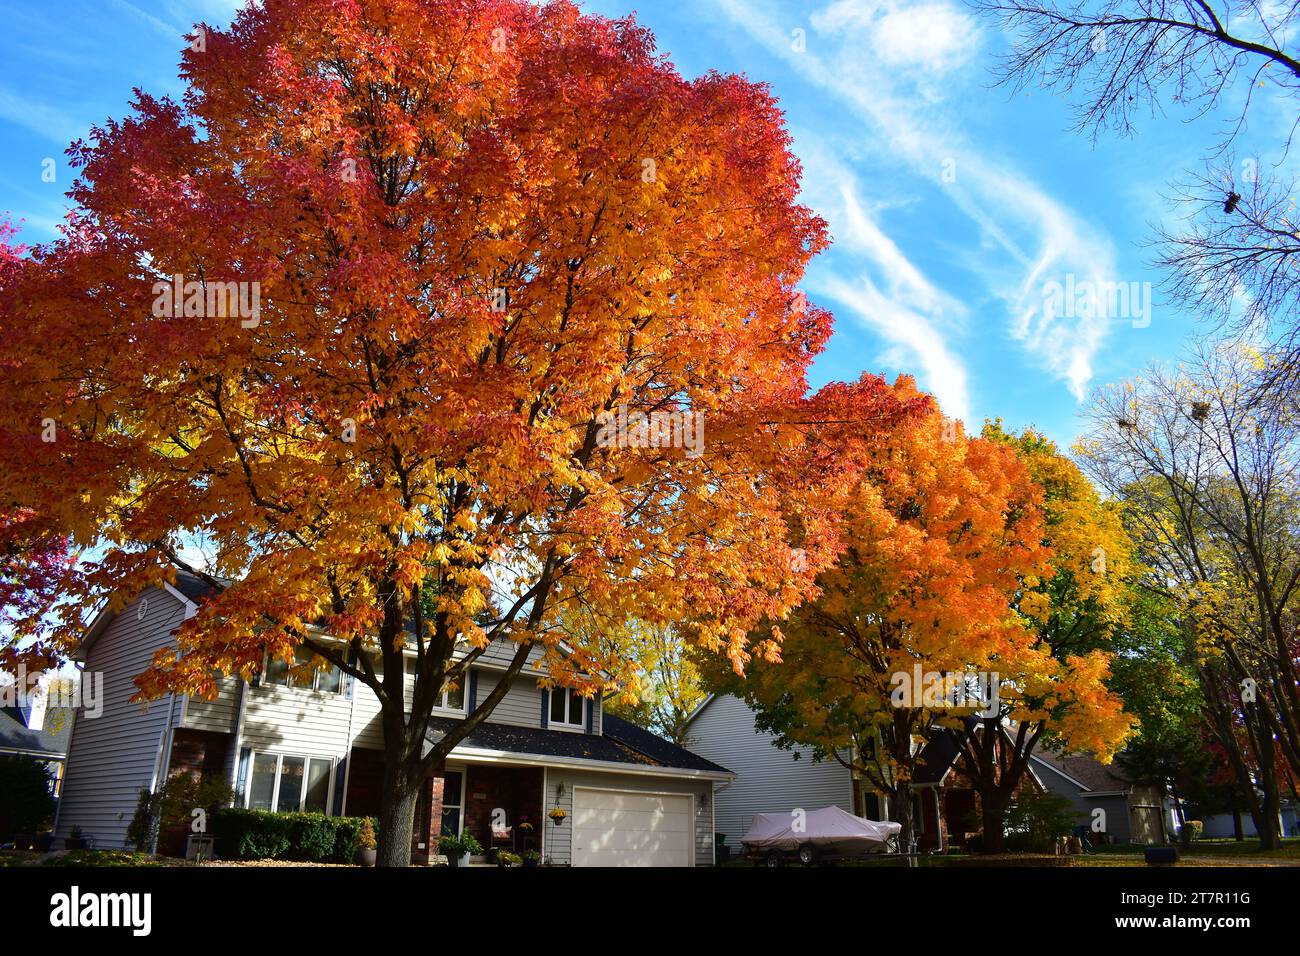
[716,0,1121,403]
[109,0,186,39]
[796,141,973,418]
[0,87,86,145]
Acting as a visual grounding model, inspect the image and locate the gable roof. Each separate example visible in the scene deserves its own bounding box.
[424,713,731,777]
[0,706,75,758]
[912,726,966,785]
[601,714,731,774]
[1030,748,1132,793]
[170,568,226,603]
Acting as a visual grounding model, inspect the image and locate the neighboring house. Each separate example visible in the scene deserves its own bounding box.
[686,694,1005,853]
[1200,801,1297,839]
[54,572,732,866]
[686,693,854,854]
[0,699,75,798]
[1028,749,1167,844]
[691,694,1188,852]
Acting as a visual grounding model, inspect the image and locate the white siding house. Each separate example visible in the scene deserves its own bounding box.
[686,693,854,849]
[53,575,732,866]
[54,587,191,850]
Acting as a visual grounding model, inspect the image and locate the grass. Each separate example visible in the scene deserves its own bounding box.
[723,838,1300,868]
[1093,836,1300,861]
[1,848,187,867]
[44,849,175,867]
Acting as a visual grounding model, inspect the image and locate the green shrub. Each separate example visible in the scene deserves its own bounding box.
[126,772,235,852]
[1004,792,1077,853]
[290,814,338,862]
[212,809,377,863]
[0,755,56,839]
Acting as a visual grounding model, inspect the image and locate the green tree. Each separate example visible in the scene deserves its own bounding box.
[0,755,56,837]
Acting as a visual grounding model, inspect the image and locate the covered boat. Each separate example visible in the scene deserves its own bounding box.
[741,805,901,858]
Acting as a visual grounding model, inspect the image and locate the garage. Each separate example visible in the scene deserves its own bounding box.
[572,788,694,867]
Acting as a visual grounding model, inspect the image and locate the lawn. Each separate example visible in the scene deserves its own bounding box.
[721,838,1300,868]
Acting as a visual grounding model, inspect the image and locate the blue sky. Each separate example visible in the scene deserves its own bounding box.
[1,0,1292,446]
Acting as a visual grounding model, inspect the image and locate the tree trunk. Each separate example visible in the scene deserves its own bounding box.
[1256,708,1282,850]
[980,794,1007,853]
[375,745,421,868]
[1231,804,1244,841]
[893,784,915,856]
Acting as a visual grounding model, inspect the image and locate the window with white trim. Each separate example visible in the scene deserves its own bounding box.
[246,752,333,814]
[263,646,342,693]
[549,687,585,729]
[407,657,466,712]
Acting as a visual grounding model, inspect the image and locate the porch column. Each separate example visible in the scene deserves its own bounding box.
[933,788,946,853]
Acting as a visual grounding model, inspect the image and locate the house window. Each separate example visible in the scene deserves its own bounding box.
[440,770,464,838]
[263,646,342,694]
[246,751,334,814]
[549,687,585,728]
[407,658,466,712]
[439,680,466,712]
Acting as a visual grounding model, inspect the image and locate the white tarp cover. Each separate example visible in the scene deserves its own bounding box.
[741,806,902,852]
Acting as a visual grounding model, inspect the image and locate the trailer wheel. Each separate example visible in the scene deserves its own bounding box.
[763,850,783,868]
[797,843,818,867]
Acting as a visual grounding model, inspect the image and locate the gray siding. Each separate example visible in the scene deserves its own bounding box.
[181,675,239,734]
[475,670,548,728]
[55,590,189,850]
[686,694,853,847]
[542,767,715,866]
[1030,757,1134,841]
[238,681,354,758]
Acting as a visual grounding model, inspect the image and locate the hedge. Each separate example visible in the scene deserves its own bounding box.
[211,809,377,863]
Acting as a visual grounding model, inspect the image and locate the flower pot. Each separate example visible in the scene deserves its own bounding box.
[64,837,86,851]
[523,858,540,868]
[356,847,377,867]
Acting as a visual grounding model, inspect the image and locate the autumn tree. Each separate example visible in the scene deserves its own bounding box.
[590,616,707,746]
[954,424,1134,851]
[0,217,76,676]
[1077,342,1300,848]
[1109,591,1209,827]
[0,0,890,866]
[706,387,1051,852]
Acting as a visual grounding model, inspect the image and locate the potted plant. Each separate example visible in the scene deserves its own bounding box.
[522,850,541,868]
[64,826,87,851]
[497,851,522,868]
[548,807,568,826]
[355,818,377,867]
[439,831,482,868]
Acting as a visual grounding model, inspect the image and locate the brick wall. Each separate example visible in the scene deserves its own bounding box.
[462,764,543,854]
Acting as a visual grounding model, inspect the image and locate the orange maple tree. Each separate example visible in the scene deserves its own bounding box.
[0,0,917,864]
[706,385,1053,850]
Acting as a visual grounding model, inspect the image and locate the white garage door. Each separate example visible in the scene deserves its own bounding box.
[572,789,693,867]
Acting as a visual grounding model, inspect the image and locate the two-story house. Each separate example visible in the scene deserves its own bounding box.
[53,571,732,866]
